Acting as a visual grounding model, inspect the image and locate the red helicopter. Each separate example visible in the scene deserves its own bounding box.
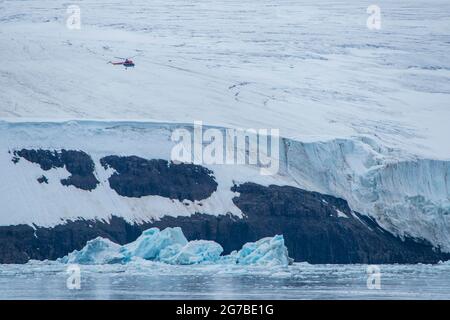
[108,56,136,68]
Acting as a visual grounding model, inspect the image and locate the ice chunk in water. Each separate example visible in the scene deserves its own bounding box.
[121,227,188,261]
[60,228,292,267]
[235,235,292,267]
[58,237,124,265]
[160,240,223,265]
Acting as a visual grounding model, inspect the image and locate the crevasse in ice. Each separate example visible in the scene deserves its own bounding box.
[59,227,292,266]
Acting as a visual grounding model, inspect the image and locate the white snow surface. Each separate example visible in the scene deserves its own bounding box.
[0,0,449,159]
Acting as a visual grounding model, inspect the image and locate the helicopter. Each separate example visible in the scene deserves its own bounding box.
[108,56,136,68]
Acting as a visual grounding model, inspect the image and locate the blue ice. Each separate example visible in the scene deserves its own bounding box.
[59,227,291,266]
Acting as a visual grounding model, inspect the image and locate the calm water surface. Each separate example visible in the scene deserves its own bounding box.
[0,261,449,299]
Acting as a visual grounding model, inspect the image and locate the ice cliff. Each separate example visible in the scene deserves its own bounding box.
[285,138,450,252]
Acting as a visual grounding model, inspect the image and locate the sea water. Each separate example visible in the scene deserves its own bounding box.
[0,261,449,299]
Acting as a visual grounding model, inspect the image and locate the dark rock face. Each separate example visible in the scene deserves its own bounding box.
[100,155,218,201]
[1,182,448,264]
[144,184,449,264]
[227,183,449,264]
[15,149,61,171]
[37,175,48,184]
[0,217,144,263]
[14,149,99,191]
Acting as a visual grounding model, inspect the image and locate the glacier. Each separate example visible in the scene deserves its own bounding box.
[2,121,449,254]
[1,0,450,259]
[1,0,449,160]
[286,138,450,251]
[59,227,292,267]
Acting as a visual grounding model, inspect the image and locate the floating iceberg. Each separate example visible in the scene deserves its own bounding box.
[160,240,223,265]
[234,235,293,266]
[59,227,291,267]
[121,227,188,261]
[58,237,125,265]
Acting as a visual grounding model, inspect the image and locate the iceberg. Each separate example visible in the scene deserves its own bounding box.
[59,227,291,267]
[160,240,223,265]
[234,235,293,266]
[120,227,223,265]
[58,237,125,265]
[121,227,188,261]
